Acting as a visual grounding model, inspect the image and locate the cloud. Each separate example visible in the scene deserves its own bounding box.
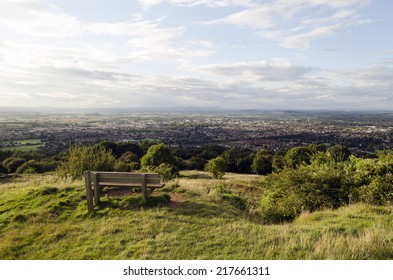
[195,60,314,82]
[1,60,392,109]
[203,0,372,49]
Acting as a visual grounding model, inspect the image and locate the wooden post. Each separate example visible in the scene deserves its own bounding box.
[84,171,94,212]
[141,173,147,201]
[92,172,100,206]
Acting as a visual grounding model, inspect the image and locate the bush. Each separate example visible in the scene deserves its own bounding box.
[141,143,176,170]
[259,189,301,224]
[16,160,41,174]
[114,161,133,172]
[0,163,7,174]
[57,144,116,179]
[259,160,349,223]
[153,163,179,182]
[205,156,226,179]
[358,174,393,205]
[3,157,26,173]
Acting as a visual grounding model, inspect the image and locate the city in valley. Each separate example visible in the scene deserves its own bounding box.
[0,108,392,155]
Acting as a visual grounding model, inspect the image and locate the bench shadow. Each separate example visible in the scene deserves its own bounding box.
[181,174,212,180]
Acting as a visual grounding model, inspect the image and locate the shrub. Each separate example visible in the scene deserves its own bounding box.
[3,157,26,173]
[0,163,7,174]
[57,144,116,179]
[358,174,393,205]
[153,163,179,182]
[141,143,176,170]
[259,189,301,224]
[114,161,133,172]
[205,156,226,179]
[16,160,41,174]
[259,160,349,223]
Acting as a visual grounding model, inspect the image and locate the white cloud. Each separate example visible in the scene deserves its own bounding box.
[138,0,163,10]
[280,24,341,49]
[195,60,314,82]
[205,6,276,29]
[203,0,372,49]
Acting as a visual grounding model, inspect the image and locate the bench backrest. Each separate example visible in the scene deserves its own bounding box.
[90,171,161,186]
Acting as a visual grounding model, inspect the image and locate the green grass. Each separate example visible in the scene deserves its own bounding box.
[0,139,43,151]
[0,172,392,260]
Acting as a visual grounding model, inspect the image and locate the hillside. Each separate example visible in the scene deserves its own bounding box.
[0,171,392,260]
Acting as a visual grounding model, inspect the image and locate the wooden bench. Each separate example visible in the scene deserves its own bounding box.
[84,171,165,212]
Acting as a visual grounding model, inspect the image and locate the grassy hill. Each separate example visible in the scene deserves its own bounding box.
[0,171,392,260]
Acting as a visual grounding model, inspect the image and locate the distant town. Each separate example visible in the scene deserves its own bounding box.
[0,109,392,155]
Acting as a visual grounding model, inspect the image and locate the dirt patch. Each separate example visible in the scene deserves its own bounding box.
[168,192,187,209]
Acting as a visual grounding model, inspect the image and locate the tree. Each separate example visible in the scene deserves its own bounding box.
[140,143,176,171]
[272,155,285,173]
[252,149,273,175]
[205,156,226,179]
[327,144,351,162]
[223,147,253,173]
[284,147,312,169]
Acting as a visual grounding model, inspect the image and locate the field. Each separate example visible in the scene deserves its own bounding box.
[0,171,392,260]
[0,139,43,151]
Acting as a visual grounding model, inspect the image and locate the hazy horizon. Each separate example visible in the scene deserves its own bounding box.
[1,0,392,110]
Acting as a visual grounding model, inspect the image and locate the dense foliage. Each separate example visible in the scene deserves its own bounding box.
[259,151,393,223]
[57,144,116,179]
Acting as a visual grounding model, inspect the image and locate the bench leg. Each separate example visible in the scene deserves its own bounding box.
[84,171,94,212]
[141,174,148,201]
[92,172,100,206]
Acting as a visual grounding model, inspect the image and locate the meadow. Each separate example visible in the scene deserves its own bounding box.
[0,171,392,260]
[0,139,43,152]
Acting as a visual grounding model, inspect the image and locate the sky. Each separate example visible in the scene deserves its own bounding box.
[0,0,392,110]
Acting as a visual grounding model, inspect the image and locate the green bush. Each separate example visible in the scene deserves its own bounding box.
[205,156,226,179]
[0,163,7,174]
[358,174,393,205]
[114,161,132,172]
[57,144,116,179]
[259,160,349,223]
[259,150,393,223]
[141,143,176,170]
[16,160,40,174]
[3,157,26,173]
[153,163,179,182]
[259,189,301,224]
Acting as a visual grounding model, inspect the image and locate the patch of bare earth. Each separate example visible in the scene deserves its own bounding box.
[168,192,187,209]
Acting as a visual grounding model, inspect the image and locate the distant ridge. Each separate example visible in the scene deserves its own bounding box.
[0,106,392,115]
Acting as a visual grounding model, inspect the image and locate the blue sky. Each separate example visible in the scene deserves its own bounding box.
[0,0,392,110]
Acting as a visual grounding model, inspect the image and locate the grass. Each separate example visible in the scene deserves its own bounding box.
[0,172,392,260]
[0,139,43,151]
